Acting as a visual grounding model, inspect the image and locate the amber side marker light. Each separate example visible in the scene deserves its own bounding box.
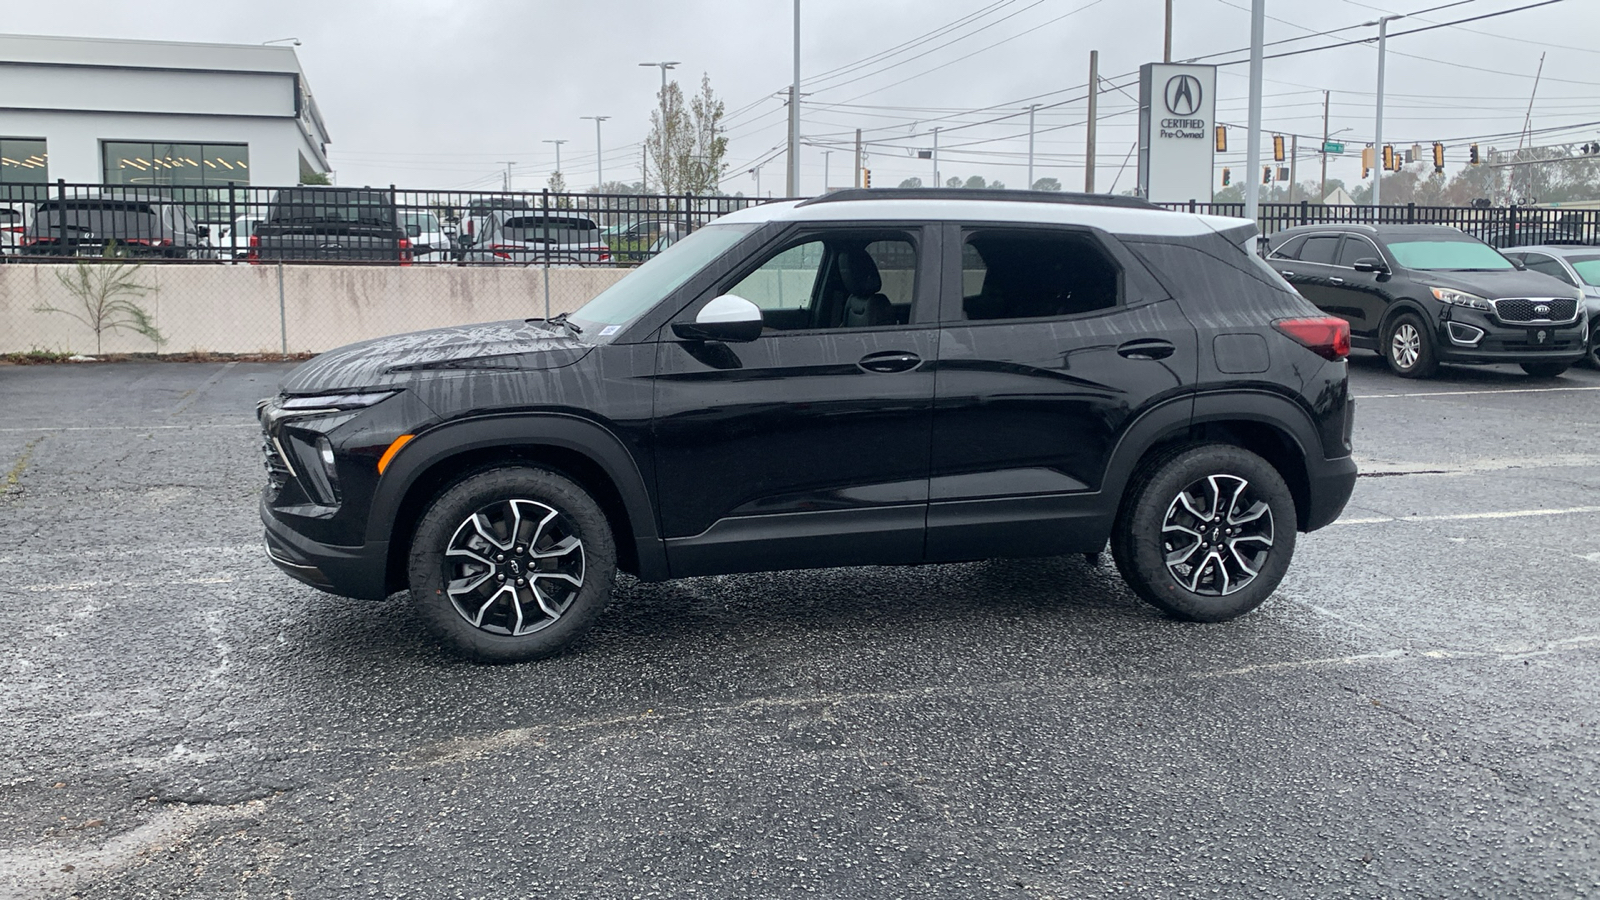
[377,434,415,474]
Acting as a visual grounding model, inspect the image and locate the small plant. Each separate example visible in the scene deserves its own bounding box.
[33,259,166,355]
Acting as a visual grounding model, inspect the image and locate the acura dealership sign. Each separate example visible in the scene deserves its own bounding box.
[1137,63,1218,203]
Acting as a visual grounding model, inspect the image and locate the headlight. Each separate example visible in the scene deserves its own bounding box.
[280,391,397,411]
[1429,287,1493,311]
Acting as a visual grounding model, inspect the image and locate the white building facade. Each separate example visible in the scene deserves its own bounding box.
[0,33,331,195]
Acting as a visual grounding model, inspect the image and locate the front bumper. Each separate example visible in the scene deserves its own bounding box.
[262,494,391,600]
[1435,309,1585,364]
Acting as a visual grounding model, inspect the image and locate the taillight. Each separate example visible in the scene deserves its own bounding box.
[126,238,173,247]
[1273,316,1350,361]
[398,237,412,266]
[247,233,260,264]
[22,236,48,246]
[488,243,516,260]
[598,248,611,262]
[1,226,22,234]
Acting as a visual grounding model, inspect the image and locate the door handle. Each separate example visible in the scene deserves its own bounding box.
[1117,339,1176,361]
[1279,270,1296,278]
[1329,276,1345,284]
[857,350,922,373]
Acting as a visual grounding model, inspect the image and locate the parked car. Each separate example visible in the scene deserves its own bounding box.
[1467,220,1591,249]
[458,197,533,250]
[463,211,611,265]
[400,210,451,260]
[1504,245,1600,367]
[258,188,1357,662]
[22,194,211,258]
[1265,223,1587,378]
[226,214,263,261]
[0,203,30,256]
[250,188,411,264]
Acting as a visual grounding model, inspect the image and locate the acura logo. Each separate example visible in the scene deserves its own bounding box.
[1165,74,1204,117]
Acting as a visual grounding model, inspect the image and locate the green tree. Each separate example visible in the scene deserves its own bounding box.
[34,260,165,355]
[299,171,332,186]
[647,74,729,194]
[1031,177,1062,191]
[548,171,568,194]
[963,175,988,189]
[946,176,962,188]
[898,176,924,189]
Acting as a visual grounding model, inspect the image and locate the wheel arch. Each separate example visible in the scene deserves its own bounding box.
[1377,297,1433,340]
[368,414,665,594]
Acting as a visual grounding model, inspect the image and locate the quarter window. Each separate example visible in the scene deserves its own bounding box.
[960,229,1120,321]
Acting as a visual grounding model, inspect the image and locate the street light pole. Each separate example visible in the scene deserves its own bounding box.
[638,61,679,192]
[1026,104,1039,190]
[542,139,566,187]
[787,0,801,197]
[932,126,940,188]
[822,149,831,192]
[1372,14,1401,208]
[581,116,609,190]
[497,161,516,192]
[1244,0,1265,224]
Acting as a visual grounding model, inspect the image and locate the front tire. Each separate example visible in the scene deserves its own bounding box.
[1111,445,1297,623]
[1587,324,1600,369]
[408,466,616,663]
[1384,312,1439,378]
[1520,361,1570,378]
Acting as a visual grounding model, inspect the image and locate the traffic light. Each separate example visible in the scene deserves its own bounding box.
[1215,126,1227,152]
[1277,166,1290,182]
[1432,142,1445,173]
[1361,146,1374,178]
[1470,143,1480,165]
[1382,145,1394,172]
[863,168,871,188]
[1582,142,1600,155]
[1222,167,1231,186]
[1262,166,1272,185]
[1273,135,1285,162]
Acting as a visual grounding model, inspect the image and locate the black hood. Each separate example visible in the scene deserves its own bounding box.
[280,320,591,395]
[1416,267,1581,300]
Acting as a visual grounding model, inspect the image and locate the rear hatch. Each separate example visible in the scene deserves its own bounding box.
[492,215,608,263]
[26,201,170,255]
[256,189,406,262]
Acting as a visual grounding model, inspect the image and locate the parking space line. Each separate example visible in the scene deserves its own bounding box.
[1354,385,1600,400]
[1332,505,1600,526]
[0,423,256,433]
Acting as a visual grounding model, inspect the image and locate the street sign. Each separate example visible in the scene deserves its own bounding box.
[1322,141,1345,154]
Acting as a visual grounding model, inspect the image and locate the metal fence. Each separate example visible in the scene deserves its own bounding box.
[1154,200,1600,248]
[0,181,778,266]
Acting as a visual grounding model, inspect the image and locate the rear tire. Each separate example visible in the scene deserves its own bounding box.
[1520,361,1570,378]
[1111,444,1297,623]
[408,466,616,663]
[1384,312,1439,378]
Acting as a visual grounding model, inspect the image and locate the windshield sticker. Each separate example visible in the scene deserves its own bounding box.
[599,325,621,336]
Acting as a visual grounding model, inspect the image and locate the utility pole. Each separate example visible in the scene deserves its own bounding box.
[822,149,831,191]
[638,61,680,192]
[1288,134,1298,203]
[542,139,566,185]
[1164,0,1173,63]
[498,161,516,192]
[1244,0,1265,224]
[1026,104,1039,190]
[854,128,863,188]
[786,0,801,197]
[932,126,941,187]
[581,116,609,190]
[1372,14,1400,208]
[1085,50,1098,192]
[1319,91,1330,201]
[749,163,763,198]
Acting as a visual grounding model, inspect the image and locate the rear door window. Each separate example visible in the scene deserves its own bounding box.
[1336,236,1381,268]
[503,216,601,244]
[1298,235,1341,265]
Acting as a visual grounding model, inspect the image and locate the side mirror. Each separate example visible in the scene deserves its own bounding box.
[1353,257,1388,274]
[1510,259,1528,271]
[672,294,763,343]
[406,225,422,238]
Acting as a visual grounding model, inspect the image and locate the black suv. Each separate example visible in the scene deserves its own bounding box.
[259,189,1358,662]
[1265,224,1587,378]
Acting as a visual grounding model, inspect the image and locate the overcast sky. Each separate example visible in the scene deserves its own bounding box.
[5,0,1596,198]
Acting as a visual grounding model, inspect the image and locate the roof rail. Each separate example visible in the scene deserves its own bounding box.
[795,187,1160,211]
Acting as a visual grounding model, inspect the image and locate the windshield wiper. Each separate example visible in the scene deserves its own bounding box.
[547,311,583,336]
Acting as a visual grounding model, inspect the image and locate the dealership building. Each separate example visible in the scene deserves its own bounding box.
[0,33,332,196]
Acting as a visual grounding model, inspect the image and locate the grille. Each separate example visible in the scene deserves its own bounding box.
[262,432,290,493]
[1494,298,1577,323]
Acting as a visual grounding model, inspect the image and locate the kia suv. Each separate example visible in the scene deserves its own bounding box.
[259,189,1358,663]
[1265,224,1587,378]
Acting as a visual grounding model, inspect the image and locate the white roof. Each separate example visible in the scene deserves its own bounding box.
[715,196,1251,238]
[0,32,303,75]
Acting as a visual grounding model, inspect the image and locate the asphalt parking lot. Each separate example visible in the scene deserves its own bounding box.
[2,355,1598,899]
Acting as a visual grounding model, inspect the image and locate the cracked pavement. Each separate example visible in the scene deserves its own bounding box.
[0,356,1598,898]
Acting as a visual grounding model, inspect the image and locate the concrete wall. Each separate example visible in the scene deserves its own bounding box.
[0,263,629,356]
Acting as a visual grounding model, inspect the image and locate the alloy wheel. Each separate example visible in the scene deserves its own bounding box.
[1160,474,1275,596]
[1391,322,1422,370]
[443,498,586,636]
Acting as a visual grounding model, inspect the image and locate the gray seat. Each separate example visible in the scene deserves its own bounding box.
[836,247,894,328]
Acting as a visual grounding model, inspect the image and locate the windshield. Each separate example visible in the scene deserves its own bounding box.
[569,224,756,337]
[402,212,440,232]
[1564,256,1600,287]
[1387,239,1512,271]
[503,216,600,244]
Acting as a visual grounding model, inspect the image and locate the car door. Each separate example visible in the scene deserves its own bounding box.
[651,225,941,577]
[1331,233,1395,335]
[1277,233,1352,326]
[925,223,1197,562]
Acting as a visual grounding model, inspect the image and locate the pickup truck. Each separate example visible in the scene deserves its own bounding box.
[250,188,411,263]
